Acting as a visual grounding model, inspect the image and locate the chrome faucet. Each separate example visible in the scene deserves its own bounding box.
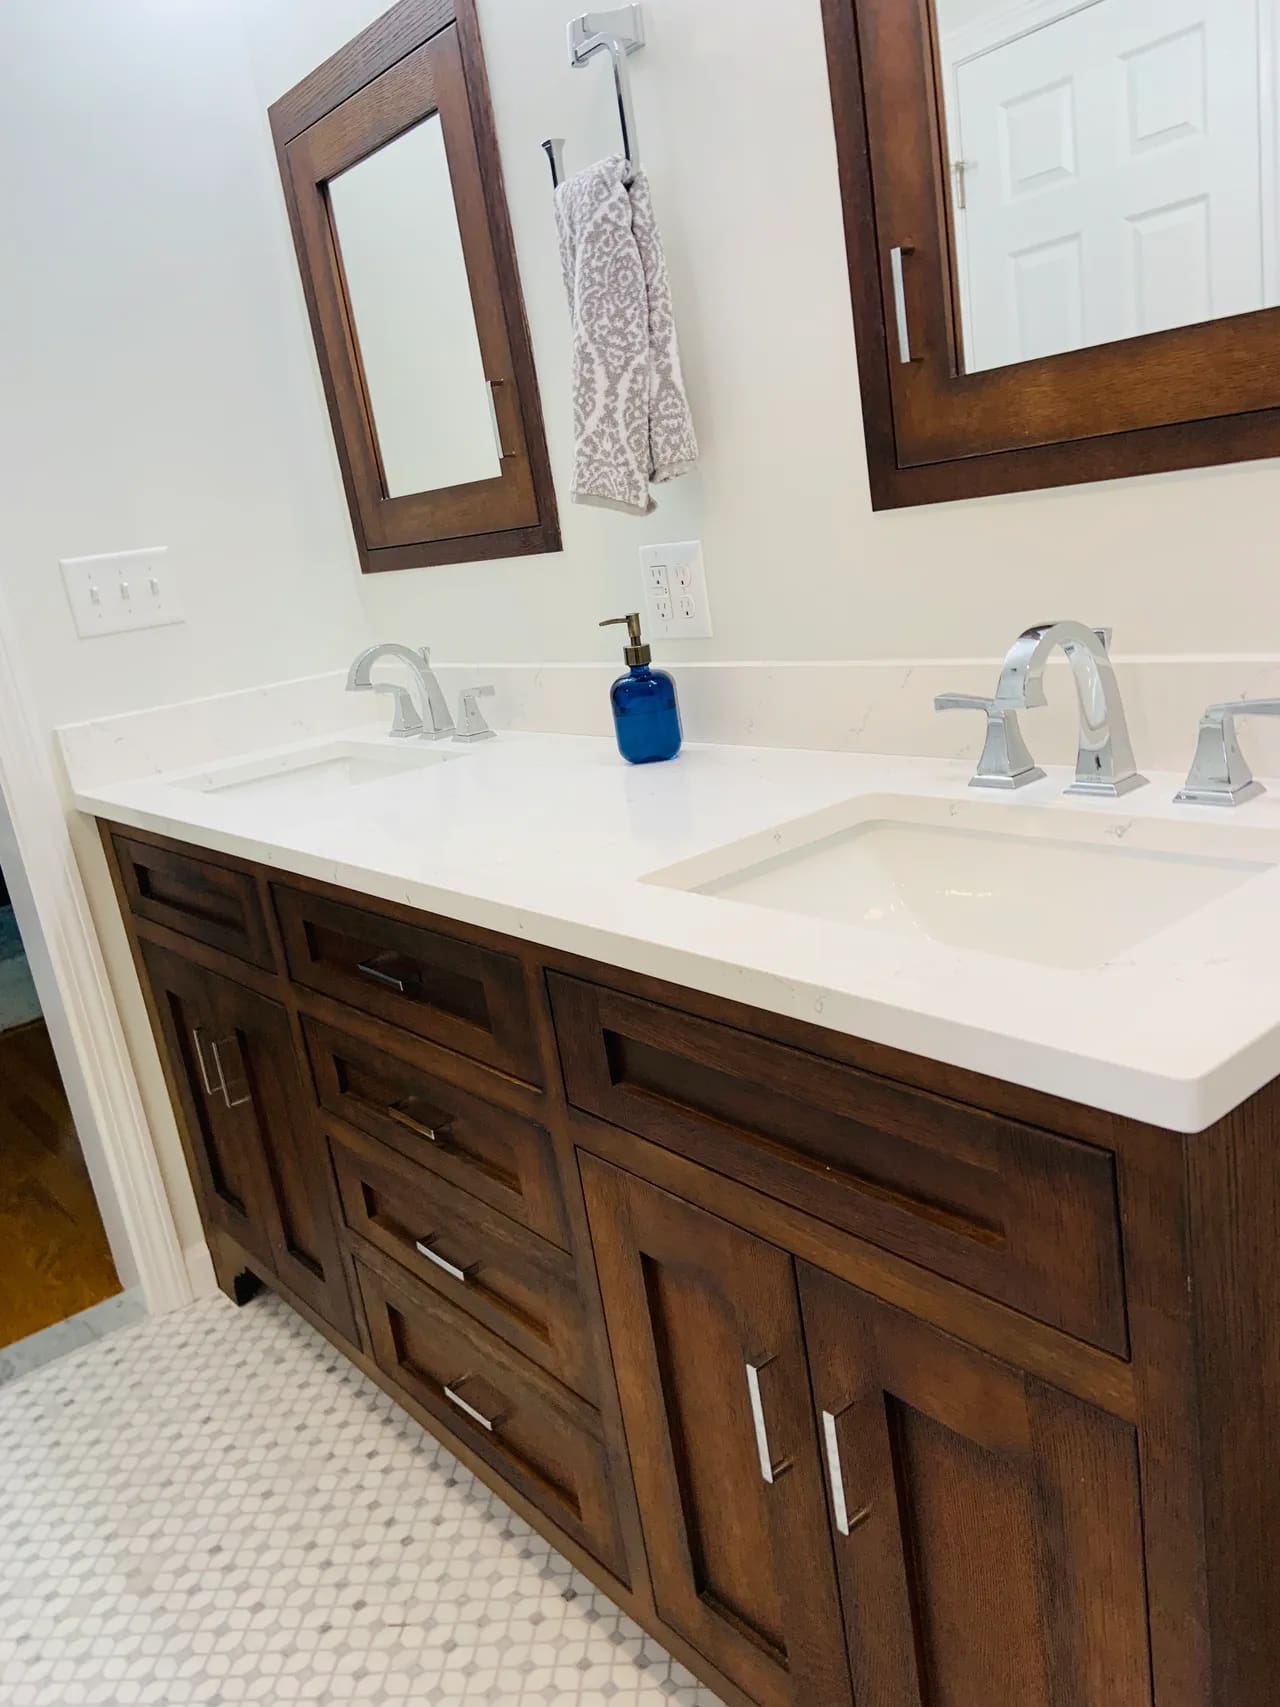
[993,622,1146,798]
[347,644,456,741]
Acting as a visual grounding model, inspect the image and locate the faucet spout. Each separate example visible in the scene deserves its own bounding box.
[347,643,456,741]
[994,622,1146,798]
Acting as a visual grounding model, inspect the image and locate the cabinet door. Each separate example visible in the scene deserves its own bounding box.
[580,1156,853,1707]
[140,942,355,1339]
[799,1262,1153,1707]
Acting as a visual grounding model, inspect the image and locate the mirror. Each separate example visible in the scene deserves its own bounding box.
[821,0,1280,507]
[935,0,1277,375]
[271,1,559,572]
[327,113,502,497]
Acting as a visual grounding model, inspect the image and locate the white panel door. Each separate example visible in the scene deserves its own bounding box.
[952,0,1267,372]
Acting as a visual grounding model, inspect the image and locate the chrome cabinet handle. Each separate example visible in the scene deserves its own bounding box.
[443,1376,504,1434]
[822,1408,872,1537]
[389,1097,453,1145]
[890,245,915,365]
[192,1028,251,1111]
[192,1028,221,1098]
[487,380,510,461]
[414,1237,477,1285]
[356,950,421,995]
[209,1037,251,1110]
[745,1357,793,1486]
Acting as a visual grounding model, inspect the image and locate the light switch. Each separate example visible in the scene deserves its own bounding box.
[639,541,713,641]
[60,548,183,638]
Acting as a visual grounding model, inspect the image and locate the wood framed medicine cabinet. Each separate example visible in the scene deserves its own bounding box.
[820,0,1280,509]
[270,0,559,572]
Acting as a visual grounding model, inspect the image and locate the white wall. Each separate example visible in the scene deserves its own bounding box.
[240,0,1280,671]
[0,0,375,1253]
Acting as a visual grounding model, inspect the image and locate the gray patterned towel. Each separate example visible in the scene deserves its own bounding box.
[555,157,699,515]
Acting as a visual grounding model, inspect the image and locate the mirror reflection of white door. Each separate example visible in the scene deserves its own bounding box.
[945,0,1276,373]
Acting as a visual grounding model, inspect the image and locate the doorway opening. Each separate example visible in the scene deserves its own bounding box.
[0,830,127,1369]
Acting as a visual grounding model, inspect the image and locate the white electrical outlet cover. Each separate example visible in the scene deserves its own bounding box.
[639,541,712,641]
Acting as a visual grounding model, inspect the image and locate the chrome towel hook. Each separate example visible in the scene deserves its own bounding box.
[541,5,646,191]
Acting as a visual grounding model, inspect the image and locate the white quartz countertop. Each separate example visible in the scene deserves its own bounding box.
[68,723,1280,1135]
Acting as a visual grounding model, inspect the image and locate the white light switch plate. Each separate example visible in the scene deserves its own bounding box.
[639,541,712,640]
[60,548,183,638]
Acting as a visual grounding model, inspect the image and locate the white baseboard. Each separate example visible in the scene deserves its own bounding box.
[183,1241,219,1301]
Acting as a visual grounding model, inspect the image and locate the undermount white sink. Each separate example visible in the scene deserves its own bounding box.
[178,740,458,807]
[644,793,1280,971]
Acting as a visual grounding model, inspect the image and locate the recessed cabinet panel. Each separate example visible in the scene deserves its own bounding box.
[139,942,356,1340]
[273,883,541,1084]
[330,1122,595,1400]
[303,1017,568,1249]
[799,1263,1153,1707]
[113,834,273,969]
[581,1156,854,1707]
[551,973,1128,1354]
[355,1248,627,1581]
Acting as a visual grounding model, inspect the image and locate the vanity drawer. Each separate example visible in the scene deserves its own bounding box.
[355,1250,627,1582]
[331,1123,596,1400]
[273,885,541,1085]
[111,833,273,970]
[303,1018,568,1250]
[549,974,1129,1356]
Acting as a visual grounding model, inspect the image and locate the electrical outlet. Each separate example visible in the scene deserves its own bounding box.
[639,541,712,640]
[60,548,183,638]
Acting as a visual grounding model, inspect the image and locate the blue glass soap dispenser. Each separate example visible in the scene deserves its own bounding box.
[599,613,683,765]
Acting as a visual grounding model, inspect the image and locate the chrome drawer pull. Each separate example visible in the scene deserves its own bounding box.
[390,1097,453,1145]
[414,1237,477,1285]
[822,1408,872,1537]
[356,955,410,994]
[745,1356,793,1486]
[443,1376,503,1434]
[210,1037,251,1110]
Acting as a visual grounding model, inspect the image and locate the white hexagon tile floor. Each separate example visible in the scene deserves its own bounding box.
[0,1291,727,1707]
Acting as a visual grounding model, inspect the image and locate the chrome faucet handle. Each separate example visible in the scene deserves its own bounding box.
[346,647,425,739]
[1175,700,1280,807]
[453,686,496,744]
[934,693,1046,791]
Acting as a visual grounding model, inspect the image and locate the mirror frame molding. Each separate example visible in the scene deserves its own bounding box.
[821,0,1280,510]
[270,0,560,572]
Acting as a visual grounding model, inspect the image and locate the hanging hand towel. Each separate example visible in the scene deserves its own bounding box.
[555,157,699,515]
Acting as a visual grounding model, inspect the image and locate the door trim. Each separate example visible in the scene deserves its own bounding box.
[0,605,190,1319]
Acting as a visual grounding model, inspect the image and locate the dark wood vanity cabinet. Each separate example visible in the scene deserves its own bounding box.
[101,821,1280,1707]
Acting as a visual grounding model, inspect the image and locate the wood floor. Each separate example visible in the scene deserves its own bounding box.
[0,1020,120,1349]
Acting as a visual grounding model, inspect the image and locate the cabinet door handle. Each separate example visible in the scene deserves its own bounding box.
[210,1037,252,1110]
[414,1237,477,1285]
[890,244,915,365]
[389,1096,453,1145]
[822,1407,872,1537]
[443,1375,504,1433]
[192,1027,222,1098]
[745,1357,793,1486]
